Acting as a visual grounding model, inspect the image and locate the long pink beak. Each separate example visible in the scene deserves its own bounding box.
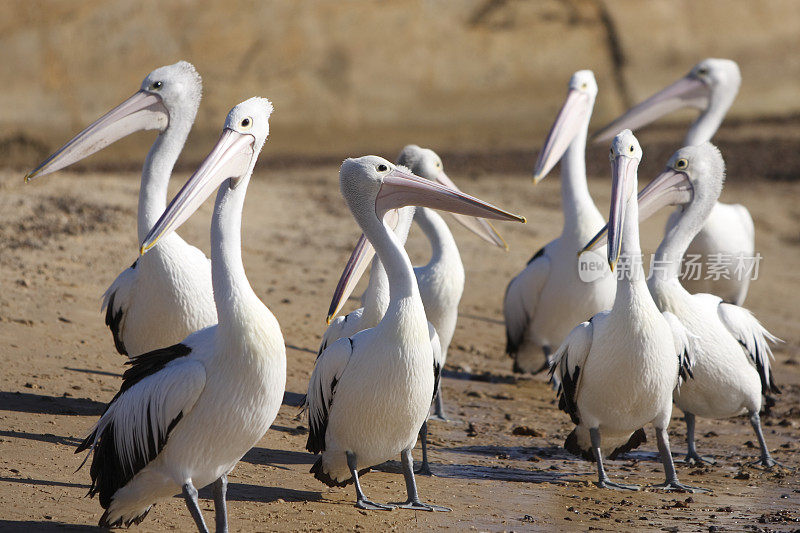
[591,76,709,144]
[326,165,525,322]
[25,91,168,182]
[533,89,591,183]
[582,168,693,254]
[434,169,507,249]
[140,128,255,254]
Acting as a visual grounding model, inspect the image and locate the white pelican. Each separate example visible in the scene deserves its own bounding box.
[320,146,506,474]
[306,156,524,510]
[25,61,217,357]
[552,130,702,492]
[504,70,615,374]
[592,58,754,305]
[584,142,782,467]
[76,98,285,531]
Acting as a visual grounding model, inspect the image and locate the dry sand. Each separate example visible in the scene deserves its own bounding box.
[0,154,798,531]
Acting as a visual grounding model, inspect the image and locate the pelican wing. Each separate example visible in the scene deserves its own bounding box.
[718,302,781,394]
[101,259,139,356]
[305,336,354,454]
[76,329,210,509]
[550,319,594,425]
[662,311,699,386]
[504,248,550,356]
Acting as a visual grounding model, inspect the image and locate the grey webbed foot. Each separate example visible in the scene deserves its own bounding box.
[595,478,640,491]
[746,456,792,470]
[415,462,434,476]
[395,499,451,512]
[356,499,395,511]
[651,481,710,493]
[683,451,716,466]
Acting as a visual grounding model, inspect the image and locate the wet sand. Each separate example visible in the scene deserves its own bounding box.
[0,158,798,531]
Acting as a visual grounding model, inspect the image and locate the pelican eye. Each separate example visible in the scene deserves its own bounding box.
[151,81,163,90]
[696,67,709,76]
[675,158,689,170]
[377,164,388,172]
[240,117,252,129]
[629,146,634,153]
[581,82,588,90]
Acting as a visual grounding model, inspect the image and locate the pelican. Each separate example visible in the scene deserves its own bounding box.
[504,70,615,374]
[306,156,524,510]
[551,130,702,492]
[584,142,782,467]
[324,146,506,416]
[75,98,285,531]
[24,61,217,357]
[592,58,754,305]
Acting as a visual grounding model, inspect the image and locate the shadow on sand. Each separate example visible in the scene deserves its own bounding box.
[0,429,82,447]
[0,391,105,416]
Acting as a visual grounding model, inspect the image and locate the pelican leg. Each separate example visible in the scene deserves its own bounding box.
[415,421,434,476]
[346,451,394,511]
[213,474,228,533]
[683,413,716,465]
[590,428,639,491]
[182,481,210,533]
[747,411,787,469]
[396,448,451,511]
[532,346,552,375]
[429,383,450,421]
[652,427,709,493]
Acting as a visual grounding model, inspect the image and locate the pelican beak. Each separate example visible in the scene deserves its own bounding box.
[375,166,526,223]
[140,129,254,255]
[581,167,692,255]
[24,91,168,182]
[532,88,591,184]
[606,154,639,271]
[326,233,373,323]
[325,209,403,323]
[591,76,709,144]
[434,169,508,249]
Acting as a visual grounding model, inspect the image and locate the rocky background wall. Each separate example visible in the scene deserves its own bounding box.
[2,0,798,168]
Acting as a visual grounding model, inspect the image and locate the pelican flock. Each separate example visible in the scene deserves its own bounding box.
[305,157,524,510]
[76,98,284,530]
[593,58,754,305]
[11,52,791,530]
[552,130,701,492]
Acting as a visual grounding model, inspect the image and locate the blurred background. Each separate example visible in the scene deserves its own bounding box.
[2,0,799,175]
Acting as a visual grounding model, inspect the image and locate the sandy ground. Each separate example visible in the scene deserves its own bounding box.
[0,155,798,531]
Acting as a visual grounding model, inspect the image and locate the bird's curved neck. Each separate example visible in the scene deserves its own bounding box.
[685,90,734,146]
[138,116,193,242]
[648,204,704,298]
[361,208,415,320]
[415,207,459,268]
[355,207,420,322]
[211,180,260,327]
[560,123,602,236]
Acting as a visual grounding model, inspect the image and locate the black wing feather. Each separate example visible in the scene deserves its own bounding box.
[75,342,192,518]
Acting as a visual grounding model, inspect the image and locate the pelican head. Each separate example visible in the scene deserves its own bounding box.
[140,97,273,254]
[606,130,642,270]
[25,61,202,182]
[397,144,507,249]
[328,156,525,322]
[591,58,740,144]
[532,70,597,184]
